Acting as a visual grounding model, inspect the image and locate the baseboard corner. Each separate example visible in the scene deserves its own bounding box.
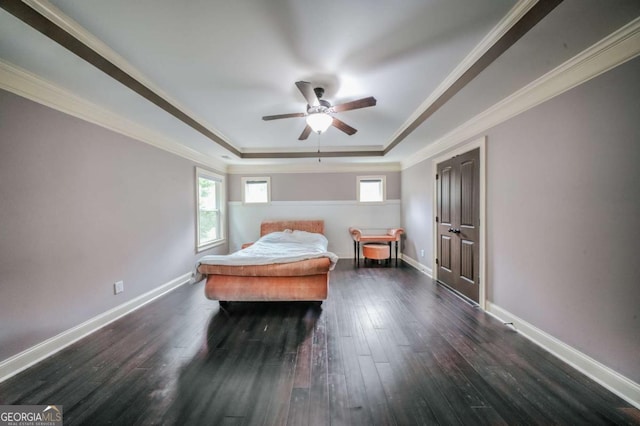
[0,272,191,383]
[485,301,640,410]
[400,254,433,278]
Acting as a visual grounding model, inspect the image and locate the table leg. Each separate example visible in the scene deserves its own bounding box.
[395,241,399,267]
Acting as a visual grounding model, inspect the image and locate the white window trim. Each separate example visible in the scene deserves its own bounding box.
[241,176,271,204]
[357,175,386,203]
[196,167,226,252]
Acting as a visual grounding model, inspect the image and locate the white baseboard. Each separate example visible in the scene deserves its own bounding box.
[0,272,192,383]
[486,301,640,410]
[400,254,433,278]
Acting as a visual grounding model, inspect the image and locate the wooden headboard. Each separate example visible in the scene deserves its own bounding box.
[260,220,324,236]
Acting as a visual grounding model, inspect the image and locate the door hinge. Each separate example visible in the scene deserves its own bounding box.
[435,174,439,180]
[435,258,439,265]
[435,216,439,223]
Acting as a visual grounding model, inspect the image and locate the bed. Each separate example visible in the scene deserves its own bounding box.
[196,220,337,303]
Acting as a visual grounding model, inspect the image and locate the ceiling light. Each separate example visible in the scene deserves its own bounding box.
[306,112,333,134]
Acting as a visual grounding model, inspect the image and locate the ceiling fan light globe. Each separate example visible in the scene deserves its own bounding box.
[306,113,333,134]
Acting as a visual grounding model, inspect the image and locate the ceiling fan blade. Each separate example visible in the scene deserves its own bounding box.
[298,125,311,141]
[332,118,357,135]
[298,125,312,140]
[262,112,306,121]
[331,96,377,113]
[295,81,320,107]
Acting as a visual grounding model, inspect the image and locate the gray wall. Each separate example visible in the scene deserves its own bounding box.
[227,171,402,256]
[0,90,226,362]
[401,56,640,383]
[228,171,401,202]
[400,161,432,265]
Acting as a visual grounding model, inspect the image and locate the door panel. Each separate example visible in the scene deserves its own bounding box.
[460,160,475,227]
[436,148,480,302]
[440,166,452,224]
[460,240,474,282]
[440,235,452,270]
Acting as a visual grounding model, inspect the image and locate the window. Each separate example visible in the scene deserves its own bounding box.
[357,176,386,203]
[196,168,225,251]
[242,177,271,204]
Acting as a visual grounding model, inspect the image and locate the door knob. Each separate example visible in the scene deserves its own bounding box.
[452,228,461,234]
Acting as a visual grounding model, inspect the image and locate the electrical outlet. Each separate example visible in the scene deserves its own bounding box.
[420,249,425,257]
[114,280,124,294]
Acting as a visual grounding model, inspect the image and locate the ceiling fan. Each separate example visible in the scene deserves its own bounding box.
[262,81,377,140]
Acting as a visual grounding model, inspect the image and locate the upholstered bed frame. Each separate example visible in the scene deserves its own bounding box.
[197,220,331,302]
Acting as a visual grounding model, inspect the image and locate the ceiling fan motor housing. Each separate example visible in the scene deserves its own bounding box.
[308,100,331,114]
[307,88,331,113]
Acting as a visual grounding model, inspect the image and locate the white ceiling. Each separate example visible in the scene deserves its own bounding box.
[1,1,639,170]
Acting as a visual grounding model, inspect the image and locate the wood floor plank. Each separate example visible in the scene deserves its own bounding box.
[402,346,464,425]
[287,387,310,426]
[292,330,313,389]
[328,373,350,426]
[262,352,296,426]
[309,312,329,426]
[0,260,638,425]
[447,336,557,424]
[242,361,280,426]
[338,302,371,356]
[325,300,345,377]
[375,360,437,425]
[339,336,374,425]
[355,305,388,364]
[358,356,396,425]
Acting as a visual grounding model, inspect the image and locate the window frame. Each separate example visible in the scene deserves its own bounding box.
[357,175,387,203]
[196,167,226,252]
[241,176,271,204]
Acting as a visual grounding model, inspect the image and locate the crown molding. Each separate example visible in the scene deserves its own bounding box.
[5,11,638,172]
[14,0,241,156]
[0,59,228,173]
[240,144,384,154]
[0,57,393,173]
[401,16,640,170]
[227,161,402,175]
[9,0,635,169]
[5,0,553,161]
[385,0,539,152]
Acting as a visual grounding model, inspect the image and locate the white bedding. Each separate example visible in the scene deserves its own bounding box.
[194,230,339,281]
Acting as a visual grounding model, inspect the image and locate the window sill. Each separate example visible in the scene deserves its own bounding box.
[196,239,226,253]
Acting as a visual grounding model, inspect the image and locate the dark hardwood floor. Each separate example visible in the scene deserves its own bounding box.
[1,260,638,425]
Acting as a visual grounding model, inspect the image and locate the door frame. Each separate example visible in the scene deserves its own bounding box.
[432,136,487,309]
